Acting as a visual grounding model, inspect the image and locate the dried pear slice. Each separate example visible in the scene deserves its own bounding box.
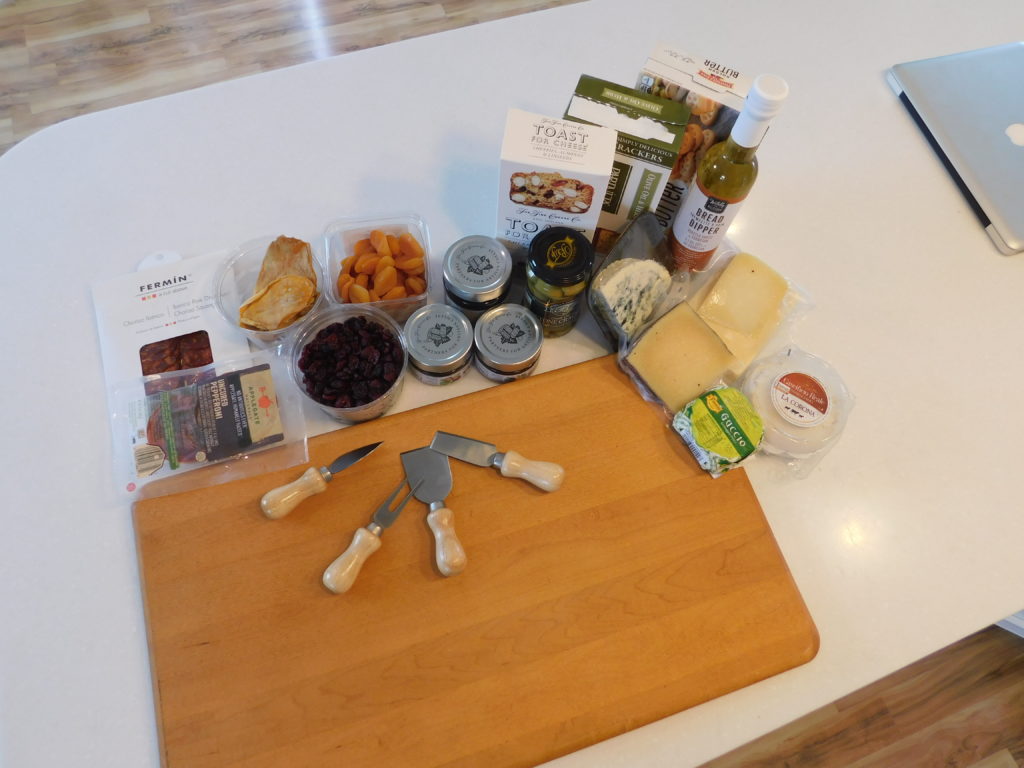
[239,275,317,331]
[254,236,318,294]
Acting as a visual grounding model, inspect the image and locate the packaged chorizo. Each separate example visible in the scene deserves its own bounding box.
[110,351,307,500]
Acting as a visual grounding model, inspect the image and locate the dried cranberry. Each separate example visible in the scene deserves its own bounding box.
[299,315,403,409]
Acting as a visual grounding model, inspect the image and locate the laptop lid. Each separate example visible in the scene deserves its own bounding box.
[888,42,1024,255]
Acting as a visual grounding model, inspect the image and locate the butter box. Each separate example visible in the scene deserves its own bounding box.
[564,75,692,253]
[636,44,753,229]
[496,108,617,257]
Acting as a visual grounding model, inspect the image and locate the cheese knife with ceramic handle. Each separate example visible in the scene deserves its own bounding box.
[322,477,420,594]
[429,431,564,491]
[401,447,467,577]
[260,441,382,519]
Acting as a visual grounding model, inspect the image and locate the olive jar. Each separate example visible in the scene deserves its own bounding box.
[523,227,594,337]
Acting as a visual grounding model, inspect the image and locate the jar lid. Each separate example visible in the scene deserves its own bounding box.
[526,227,594,286]
[474,304,542,373]
[442,235,513,303]
[404,303,474,374]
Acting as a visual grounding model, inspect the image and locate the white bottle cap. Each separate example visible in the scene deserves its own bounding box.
[731,74,789,149]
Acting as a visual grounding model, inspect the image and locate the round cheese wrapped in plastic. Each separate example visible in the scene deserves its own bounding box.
[672,386,764,478]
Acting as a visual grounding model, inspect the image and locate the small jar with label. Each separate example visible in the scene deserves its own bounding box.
[473,304,542,383]
[523,227,594,337]
[442,235,513,323]
[403,304,474,385]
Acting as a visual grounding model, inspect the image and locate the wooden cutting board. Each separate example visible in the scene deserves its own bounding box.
[134,354,818,768]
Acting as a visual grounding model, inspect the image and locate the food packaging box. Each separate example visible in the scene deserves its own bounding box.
[496,108,617,258]
[564,75,692,253]
[635,44,753,229]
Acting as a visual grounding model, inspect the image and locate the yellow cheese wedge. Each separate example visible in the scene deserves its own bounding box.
[685,252,790,377]
[625,303,732,413]
[696,252,788,335]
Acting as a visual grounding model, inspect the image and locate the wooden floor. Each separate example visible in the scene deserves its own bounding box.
[706,626,1024,768]
[0,0,583,155]
[5,1,1024,765]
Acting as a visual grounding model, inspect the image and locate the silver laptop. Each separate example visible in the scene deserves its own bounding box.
[888,42,1024,255]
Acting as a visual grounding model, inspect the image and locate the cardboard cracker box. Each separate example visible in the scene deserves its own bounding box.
[636,44,753,229]
[564,74,692,253]
[496,108,617,258]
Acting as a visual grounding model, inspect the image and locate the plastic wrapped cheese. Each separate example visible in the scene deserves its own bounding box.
[672,387,764,477]
[740,346,853,477]
[688,251,791,377]
[624,302,732,413]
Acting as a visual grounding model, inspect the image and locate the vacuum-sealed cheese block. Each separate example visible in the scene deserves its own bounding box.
[625,302,731,412]
[697,252,787,334]
[591,257,672,341]
[689,251,789,376]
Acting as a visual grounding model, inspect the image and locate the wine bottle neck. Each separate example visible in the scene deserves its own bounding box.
[729,111,772,153]
[720,135,759,162]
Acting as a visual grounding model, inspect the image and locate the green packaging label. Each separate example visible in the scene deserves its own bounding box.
[672,387,764,477]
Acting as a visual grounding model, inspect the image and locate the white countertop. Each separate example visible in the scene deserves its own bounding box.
[3,1,1024,765]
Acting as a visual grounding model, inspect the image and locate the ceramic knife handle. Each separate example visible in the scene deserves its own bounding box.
[499,451,565,492]
[426,507,467,577]
[260,467,328,519]
[322,528,382,594]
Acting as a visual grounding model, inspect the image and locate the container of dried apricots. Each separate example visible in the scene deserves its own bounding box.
[325,213,432,324]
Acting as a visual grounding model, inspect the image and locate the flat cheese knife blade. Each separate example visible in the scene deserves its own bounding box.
[260,441,383,519]
[429,431,564,491]
[401,447,466,577]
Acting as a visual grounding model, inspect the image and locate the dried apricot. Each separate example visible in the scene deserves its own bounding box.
[349,284,370,303]
[373,265,398,295]
[399,232,425,261]
[382,286,407,300]
[405,276,426,295]
[352,238,375,257]
[370,230,391,258]
[355,253,380,275]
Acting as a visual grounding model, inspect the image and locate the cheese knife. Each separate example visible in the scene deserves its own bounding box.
[401,447,467,577]
[260,441,382,519]
[322,477,420,594]
[429,431,564,492]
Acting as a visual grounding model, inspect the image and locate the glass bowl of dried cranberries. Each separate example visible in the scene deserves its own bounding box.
[289,304,408,422]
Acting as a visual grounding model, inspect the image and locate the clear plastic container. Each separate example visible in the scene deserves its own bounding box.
[324,212,433,324]
[213,235,327,349]
[289,304,408,423]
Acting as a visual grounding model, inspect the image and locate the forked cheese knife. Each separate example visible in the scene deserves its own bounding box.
[260,441,382,519]
[429,431,564,492]
[322,477,420,594]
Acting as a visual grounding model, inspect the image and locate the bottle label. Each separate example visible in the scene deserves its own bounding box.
[669,182,744,271]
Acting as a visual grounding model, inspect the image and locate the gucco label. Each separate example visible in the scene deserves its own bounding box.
[770,372,829,427]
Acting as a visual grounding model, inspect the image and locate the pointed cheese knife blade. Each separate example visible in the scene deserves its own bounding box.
[429,431,564,492]
[260,441,383,519]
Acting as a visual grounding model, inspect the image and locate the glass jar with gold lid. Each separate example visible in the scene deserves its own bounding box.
[523,227,594,337]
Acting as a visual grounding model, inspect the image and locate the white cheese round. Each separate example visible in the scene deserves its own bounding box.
[740,346,852,459]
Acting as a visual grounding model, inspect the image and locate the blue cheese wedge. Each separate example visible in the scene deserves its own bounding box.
[591,257,671,340]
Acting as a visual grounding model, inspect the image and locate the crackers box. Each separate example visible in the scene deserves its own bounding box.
[636,44,753,229]
[564,75,692,253]
[496,108,617,257]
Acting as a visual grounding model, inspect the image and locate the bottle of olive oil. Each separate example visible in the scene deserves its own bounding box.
[669,74,788,271]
